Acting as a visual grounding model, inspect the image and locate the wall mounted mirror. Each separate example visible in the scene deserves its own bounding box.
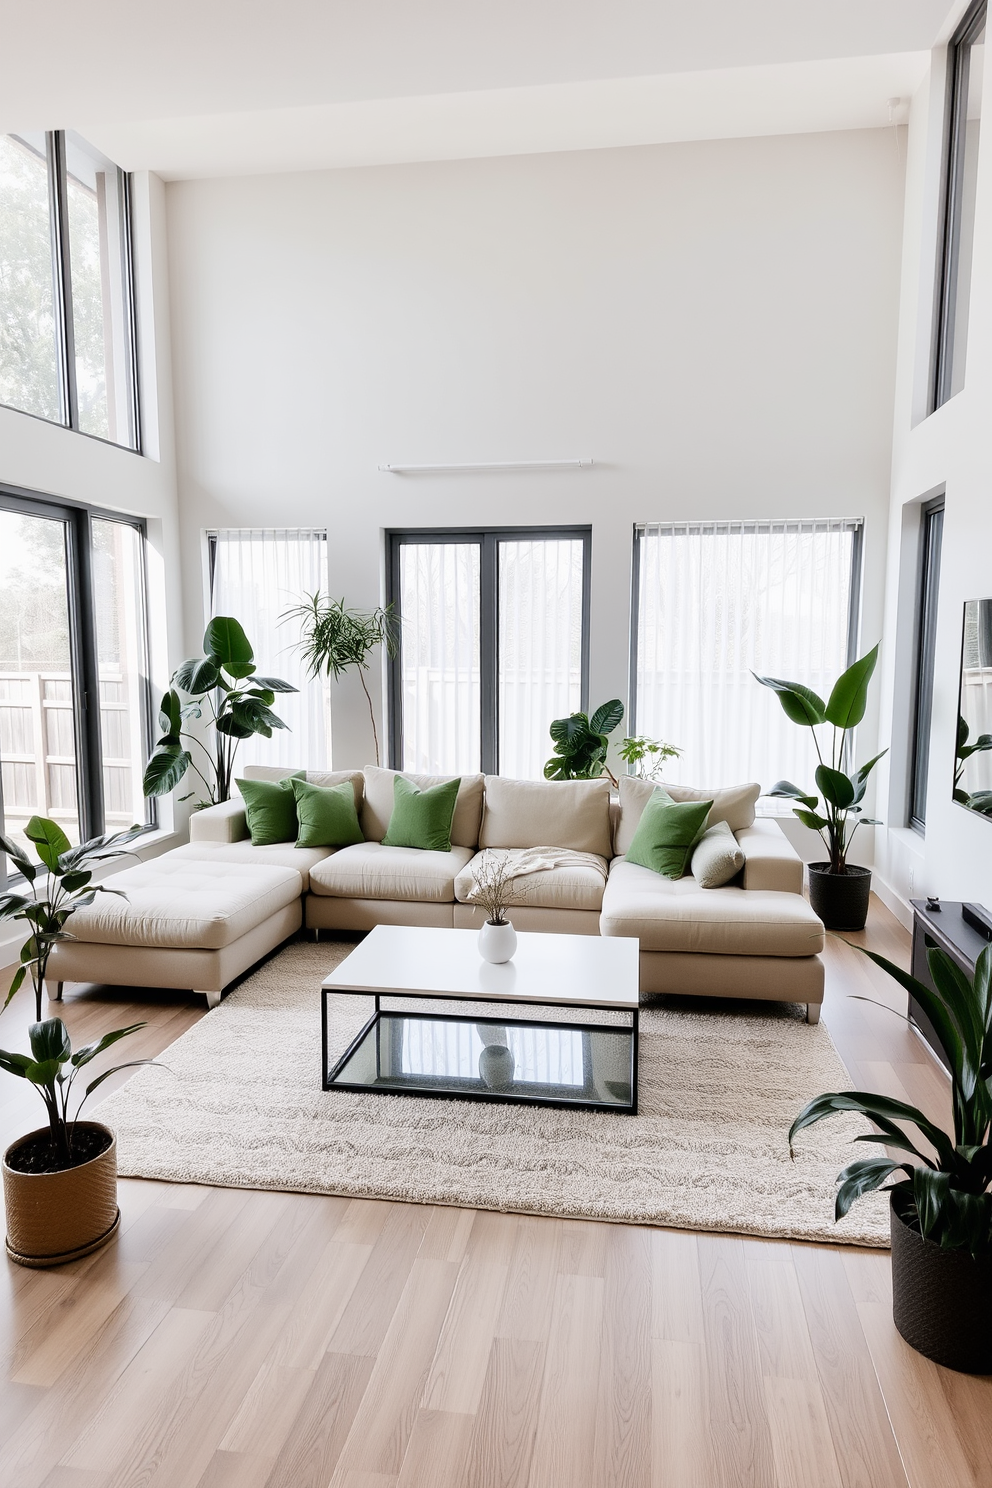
[955,599,992,818]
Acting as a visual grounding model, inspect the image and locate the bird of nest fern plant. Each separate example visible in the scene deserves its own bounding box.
[284,594,397,766]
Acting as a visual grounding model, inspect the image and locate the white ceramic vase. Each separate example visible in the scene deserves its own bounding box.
[478,1043,515,1092]
[478,919,517,964]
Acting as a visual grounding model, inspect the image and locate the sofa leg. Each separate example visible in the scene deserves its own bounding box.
[312,927,320,943]
[202,989,222,1010]
[806,1003,821,1025]
[54,981,64,1002]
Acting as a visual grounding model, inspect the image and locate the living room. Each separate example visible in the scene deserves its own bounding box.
[1,1,991,1483]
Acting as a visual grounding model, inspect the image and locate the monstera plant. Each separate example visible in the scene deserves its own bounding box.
[143,617,297,805]
[544,700,624,783]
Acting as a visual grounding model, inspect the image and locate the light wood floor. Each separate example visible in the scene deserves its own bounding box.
[0,900,987,1488]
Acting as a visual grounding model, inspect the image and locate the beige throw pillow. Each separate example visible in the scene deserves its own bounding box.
[241,765,364,810]
[479,776,613,856]
[614,776,760,856]
[691,820,746,888]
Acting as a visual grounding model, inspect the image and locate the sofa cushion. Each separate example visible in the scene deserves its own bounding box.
[242,765,364,810]
[291,777,364,848]
[382,775,461,852]
[237,773,303,845]
[454,849,609,912]
[625,787,712,879]
[614,777,760,856]
[479,776,613,856]
[172,840,333,892]
[308,841,474,902]
[65,858,303,949]
[361,767,484,848]
[601,858,824,956]
[691,820,746,889]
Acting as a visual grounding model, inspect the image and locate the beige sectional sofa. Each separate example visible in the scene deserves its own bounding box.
[176,764,825,1019]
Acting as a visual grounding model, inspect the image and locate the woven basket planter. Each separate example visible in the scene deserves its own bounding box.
[891,1198,992,1374]
[807,863,872,931]
[3,1122,120,1268]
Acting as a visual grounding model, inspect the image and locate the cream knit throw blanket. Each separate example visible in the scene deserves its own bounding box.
[464,846,607,900]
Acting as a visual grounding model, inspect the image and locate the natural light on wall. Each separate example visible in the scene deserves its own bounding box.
[210,529,328,771]
[634,519,861,801]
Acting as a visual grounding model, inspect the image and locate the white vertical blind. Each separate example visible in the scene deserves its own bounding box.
[498,538,584,779]
[211,528,328,771]
[399,542,481,773]
[634,519,860,798]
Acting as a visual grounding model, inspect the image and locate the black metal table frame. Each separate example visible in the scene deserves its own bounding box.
[322,986,640,1115]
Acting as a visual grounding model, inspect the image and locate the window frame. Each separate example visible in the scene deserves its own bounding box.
[0,483,153,885]
[931,0,987,412]
[0,130,141,450]
[909,497,945,832]
[385,525,592,775]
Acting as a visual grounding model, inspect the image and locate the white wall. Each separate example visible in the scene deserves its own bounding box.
[874,30,992,924]
[166,130,906,792]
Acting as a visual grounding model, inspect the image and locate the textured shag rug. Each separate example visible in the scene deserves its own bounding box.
[97,939,889,1247]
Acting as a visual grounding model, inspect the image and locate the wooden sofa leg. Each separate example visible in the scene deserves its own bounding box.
[807,1003,821,1025]
[202,989,222,1010]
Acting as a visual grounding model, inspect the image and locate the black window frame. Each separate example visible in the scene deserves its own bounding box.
[386,525,593,775]
[931,0,987,412]
[1,130,141,451]
[909,497,945,832]
[0,484,154,886]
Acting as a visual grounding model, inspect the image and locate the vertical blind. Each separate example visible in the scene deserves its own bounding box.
[210,528,328,771]
[634,519,861,798]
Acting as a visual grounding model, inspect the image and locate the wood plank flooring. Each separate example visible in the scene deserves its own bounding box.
[0,899,988,1487]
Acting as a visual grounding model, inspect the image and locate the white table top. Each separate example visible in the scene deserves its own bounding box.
[322,925,639,1011]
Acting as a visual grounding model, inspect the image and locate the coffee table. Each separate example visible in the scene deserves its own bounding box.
[321,925,640,1114]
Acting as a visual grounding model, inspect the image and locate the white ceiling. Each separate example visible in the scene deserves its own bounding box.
[2,0,958,178]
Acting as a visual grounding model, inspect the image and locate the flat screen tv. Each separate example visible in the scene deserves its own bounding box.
[955,598,992,819]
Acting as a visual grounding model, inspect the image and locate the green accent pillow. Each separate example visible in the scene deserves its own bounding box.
[291,777,364,849]
[236,773,304,846]
[382,774,461,852]
[625,786,713,878]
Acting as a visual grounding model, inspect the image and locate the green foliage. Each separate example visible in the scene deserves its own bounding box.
[0,1017,153,1170]
[284,594,397,766]
[618,734,682,780]
[953,715,992,813]
[0,818,146,1021]
[789,942,992,1258]
[754,647,885,873]
[143,617,297,805]
[544,700,624,783]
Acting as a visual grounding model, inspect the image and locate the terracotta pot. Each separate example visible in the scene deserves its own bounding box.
[890,1197,992,1373]
[3,1122,120,1268]
[807,863,872,931]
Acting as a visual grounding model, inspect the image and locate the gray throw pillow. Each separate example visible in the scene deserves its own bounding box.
[691,820,745,888]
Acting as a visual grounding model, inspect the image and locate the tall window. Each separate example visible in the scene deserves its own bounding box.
[0,131,138,447]
[209,529,329,771]
[387,528,590,777]
[0,491,151,874]
[933,0,986,409]
[910,499,944,830]
[632,519,862,798]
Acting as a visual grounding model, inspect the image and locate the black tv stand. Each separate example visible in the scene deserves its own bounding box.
[910,899,989,1071]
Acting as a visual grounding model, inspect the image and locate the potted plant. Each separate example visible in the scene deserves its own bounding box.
[754,645,885,930]
[618,734,682,779]
[1,817,147,1020]
[790,939,992,1373]
[954,714,992,816]
[1,1016,153,1266]
[466,851,525,964]
[544,700,624,783]
[143,616,297,804]
[285,594,396,767]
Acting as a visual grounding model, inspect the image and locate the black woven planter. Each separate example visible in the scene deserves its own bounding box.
[807,863,872,930]
[891,1198,992,1374]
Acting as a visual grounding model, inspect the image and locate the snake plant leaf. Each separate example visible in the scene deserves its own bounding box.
[834,1158,908,1220]
[824,645,879,729]
[589,699,624,736]
[815,765,856,810]
[752,674,827,726]
[203,616,255,678]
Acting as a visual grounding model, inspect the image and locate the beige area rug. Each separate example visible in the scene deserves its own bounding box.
[97,939,889,1247]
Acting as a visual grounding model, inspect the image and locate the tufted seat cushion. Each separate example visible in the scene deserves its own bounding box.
[308,841,474,902]
[170,840,334,892]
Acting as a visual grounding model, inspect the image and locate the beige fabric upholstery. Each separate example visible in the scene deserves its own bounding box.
[308,841,473,902]
[738,822,805,894]
[479,776,613,856]
[188,798,250,844]
[360,767,484,848]
[614,777,761,856]
[65,859,302,950]
[691,821,745,889]
[172,841,334,892]
[637,949,824,1006]
[453,850,608,912]
[242,765,364,808]
[601,859,824,957]
[452,903,602,936]
[49,901,302,994]
[307,896,454,931]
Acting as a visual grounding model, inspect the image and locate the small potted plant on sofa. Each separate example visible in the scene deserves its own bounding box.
[754,645,885,930]
[790,939,992,1373]
[1,1016,153,1266]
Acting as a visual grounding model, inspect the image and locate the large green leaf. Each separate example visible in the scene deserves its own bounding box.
[589,699,624,736]
[251,675,298,693]
[0,1045,33,1077]
[768,780,819,809]
[227,697,288,734]
[851,750,888,803]
[549,713,591,750]
[24,817,72,875]
[3,965,27,1011]
[214,713,254,740]
[203,616,255,677]
[0,830,36,881]
[789,1089,955,1168]
[854,945,967,1104]
[157,688,183,739]
[29,1019,70,1064]
[834,1158,908,1220]
[815,765,855,810]
[143,746,192,796]
[824,645,879,729]
[752,675,827,727]
[794,809,830,831]
[70,1021,146,1069]
[174,657,221,696]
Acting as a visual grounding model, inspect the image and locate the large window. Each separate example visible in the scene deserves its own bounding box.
[387,528,590,777]
[910,499,944,831]
[209,528,329,771]
[0,491,151,875]
[932,0,986,409]
[0,131,138,447]
[632,519,862,798]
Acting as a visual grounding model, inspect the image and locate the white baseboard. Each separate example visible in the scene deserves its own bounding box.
[870,872,914,931]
